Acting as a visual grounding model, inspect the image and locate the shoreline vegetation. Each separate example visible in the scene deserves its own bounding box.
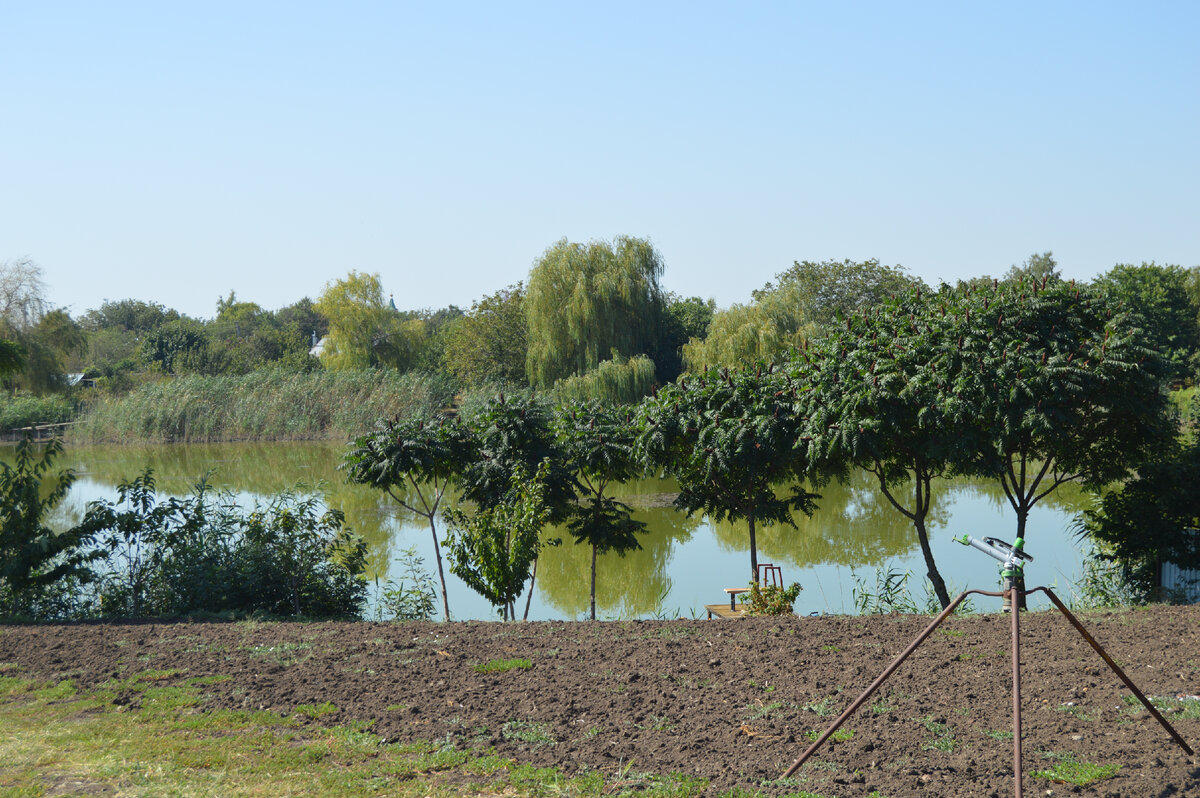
[66,369,459,445]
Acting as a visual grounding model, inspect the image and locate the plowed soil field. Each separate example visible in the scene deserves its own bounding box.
[3,605,1200,796]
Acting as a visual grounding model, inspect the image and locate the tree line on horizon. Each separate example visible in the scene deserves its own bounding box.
[3,247,1200,620]
[3,243,1200,415]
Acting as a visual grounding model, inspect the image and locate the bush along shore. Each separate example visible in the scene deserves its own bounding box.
[68,369,457,444]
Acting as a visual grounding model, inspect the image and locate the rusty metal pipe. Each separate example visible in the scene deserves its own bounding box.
[1011,586,1023,798]
[780,590,986,779]
[1034,587,1193,756]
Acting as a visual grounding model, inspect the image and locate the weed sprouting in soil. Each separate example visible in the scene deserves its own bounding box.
[804,728,854,742]
[801,697,837,718]
[242,642,313,666]
[502,720,557,746]
[1032,751,1122,786]
[293,702,338,719]
[1055,702,1094,722]
[1123,693,1200,719]
[916,716,958,752]
[473,657,533,674]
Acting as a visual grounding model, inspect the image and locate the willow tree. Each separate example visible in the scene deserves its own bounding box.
[525,236,665,387]
[315,271,425,371]
[682,301,807,373]
[682,259,920,373]
[638,365,818,582]
[551,354,656,405]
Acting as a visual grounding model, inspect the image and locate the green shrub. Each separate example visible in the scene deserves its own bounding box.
[91,470,367,619]
[0,394,76,432]
[745,581,803,616]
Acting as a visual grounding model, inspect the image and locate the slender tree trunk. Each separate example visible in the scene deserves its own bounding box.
[427,517,451,622]
[1012,504,1029,611]
[523,556,538,621]
[914,513,950,609]
[590,543,598,621]
[913,475,950,609]
[748,514,758,584]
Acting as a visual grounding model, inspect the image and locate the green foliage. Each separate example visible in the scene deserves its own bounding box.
[238,493,367,617]
[460,393,577,524]
[141,318,209,374]
[1078,423,1200,574]
[745,581,802,616]
[555,400,648,618]
[73,368,456,443]
[1031,752,1121,786]
[444,463,551,621]
[79,299,181,333]
[89,474,367,619]
[343,413,477,621]
[757,258,922,330]
[852,567,919,615]
[793,284,976,607]
[682,301,805,373]
[685,259,919,373]
[440,283,528,387]
[953,279,1175,543]
[1003,251,1061,285]
[638,364,817,581]
[551,354,657,405]
[473,658,533,674]
[0,437,103,617]
[0,393,76,431]
[315,271,426,371]
[1094,261,1200,382]
[0,339,24,380]
[655,293,715,382]
[374,547,437,621]
[525,236,665,387]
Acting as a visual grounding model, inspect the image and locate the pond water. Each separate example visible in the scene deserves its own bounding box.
[44,441,1097,620]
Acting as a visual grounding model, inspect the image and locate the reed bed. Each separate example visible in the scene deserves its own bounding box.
[71,369,456,444]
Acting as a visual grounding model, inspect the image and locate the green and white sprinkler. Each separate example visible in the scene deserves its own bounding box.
[954,534,1033,611]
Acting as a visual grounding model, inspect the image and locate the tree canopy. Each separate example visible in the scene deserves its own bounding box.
[1094,262,1200,381]
[949,279,1175,548]
[792,285,980,607]
[638,365,817,581]
[525,236,665,387]
[315,272,426,371]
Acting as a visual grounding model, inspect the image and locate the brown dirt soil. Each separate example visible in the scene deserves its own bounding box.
[3,604,1200,797]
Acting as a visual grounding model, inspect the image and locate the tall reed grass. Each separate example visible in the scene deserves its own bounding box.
[71,368,456,444]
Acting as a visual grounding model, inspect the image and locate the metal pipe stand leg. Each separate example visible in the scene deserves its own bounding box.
[1010,585,1023,798]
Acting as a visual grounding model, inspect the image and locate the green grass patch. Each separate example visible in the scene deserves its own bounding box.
[1123,693,1200,719]
[804,728,855,742]
[1032,751,1122,786]
[293,702,339,719]
[0,674,717,797]
[473,657,532,674]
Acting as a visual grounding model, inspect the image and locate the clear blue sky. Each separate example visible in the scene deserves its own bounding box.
[3,1,1197,320]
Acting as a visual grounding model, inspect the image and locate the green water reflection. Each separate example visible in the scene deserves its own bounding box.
[30,442,1096,618]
